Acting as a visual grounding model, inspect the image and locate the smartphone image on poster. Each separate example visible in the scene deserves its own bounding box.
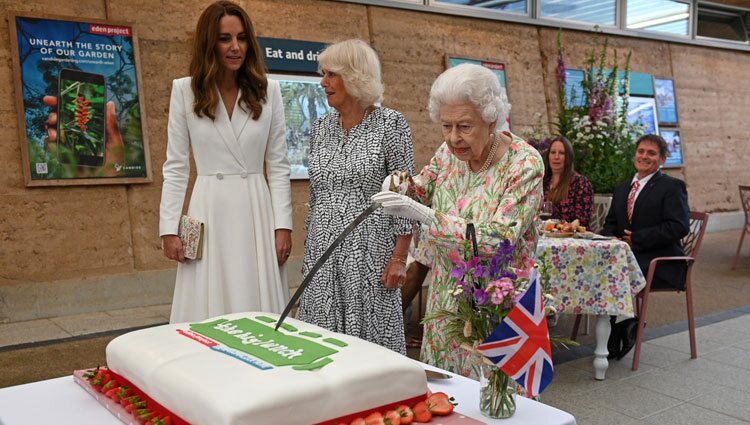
[57,69,106,167]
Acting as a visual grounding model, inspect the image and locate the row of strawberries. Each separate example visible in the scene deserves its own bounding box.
[339,392,456,425]
[83,367,173,425]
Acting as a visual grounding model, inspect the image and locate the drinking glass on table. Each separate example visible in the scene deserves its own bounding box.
[540,201,553,221]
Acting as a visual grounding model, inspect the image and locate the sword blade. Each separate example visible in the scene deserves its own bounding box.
[275,203,381,330]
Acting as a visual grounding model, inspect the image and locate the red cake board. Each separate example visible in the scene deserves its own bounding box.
[74,370,140,425]
[74,369,486,425]
[73,369,187,425]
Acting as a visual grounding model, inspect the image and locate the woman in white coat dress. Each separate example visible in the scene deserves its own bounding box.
[160,1,292,323]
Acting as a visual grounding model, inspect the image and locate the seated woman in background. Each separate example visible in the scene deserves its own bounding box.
[543,136,593,228]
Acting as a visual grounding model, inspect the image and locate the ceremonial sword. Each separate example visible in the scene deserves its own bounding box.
[275,202,381,330]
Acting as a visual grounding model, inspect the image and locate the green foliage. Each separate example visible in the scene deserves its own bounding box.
[555,31,644,193]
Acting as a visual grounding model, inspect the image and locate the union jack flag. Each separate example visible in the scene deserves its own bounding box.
[477,269,554,397]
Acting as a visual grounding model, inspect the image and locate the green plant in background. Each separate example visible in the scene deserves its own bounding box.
[59,80,105,157]
[555,31,645,194]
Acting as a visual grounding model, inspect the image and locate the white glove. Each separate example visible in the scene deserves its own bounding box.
[381,171,409,194]
[371,191,435,225]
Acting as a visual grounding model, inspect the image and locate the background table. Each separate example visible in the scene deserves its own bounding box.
[537,236,646,379]
[0,364,576,425]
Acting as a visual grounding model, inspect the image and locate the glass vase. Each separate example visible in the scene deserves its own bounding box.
[479,364,516,419]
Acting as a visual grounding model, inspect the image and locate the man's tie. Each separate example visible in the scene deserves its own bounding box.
[627,180,640,223]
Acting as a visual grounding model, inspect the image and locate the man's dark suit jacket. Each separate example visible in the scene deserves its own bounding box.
[602,171,690,290]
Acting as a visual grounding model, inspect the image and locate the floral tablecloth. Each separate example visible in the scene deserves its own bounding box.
[537,236,646,317]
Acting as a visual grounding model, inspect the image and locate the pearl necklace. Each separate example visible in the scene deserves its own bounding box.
[340,106,372,134]
[476,135,500,173]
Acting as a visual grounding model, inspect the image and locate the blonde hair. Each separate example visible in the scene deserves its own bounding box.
[318,39,384,108]
[428,63,511,128]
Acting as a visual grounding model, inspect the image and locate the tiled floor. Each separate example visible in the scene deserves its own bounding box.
[0,304,170,348]
[543,312,750,425]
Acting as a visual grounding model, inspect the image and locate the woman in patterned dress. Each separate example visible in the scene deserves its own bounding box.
[373,64,544,378]
[297,39,415,354]
[543,136,593,228]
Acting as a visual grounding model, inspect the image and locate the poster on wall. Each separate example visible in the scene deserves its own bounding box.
[654,78,679,126]
[446,55,511,130]
[627,96,659,136]
[10,13,151,187]
[269,73,330,180]
[660,129,683,168]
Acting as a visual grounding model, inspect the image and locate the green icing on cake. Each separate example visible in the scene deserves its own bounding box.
[279,323,298,332]
[190,318,338,368]
[254,316,275,323]
[292,357,333,371]
[299,331,322,338]
[323,338,348,347]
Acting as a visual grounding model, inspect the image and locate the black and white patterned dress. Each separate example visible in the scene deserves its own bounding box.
[297,107,415,354]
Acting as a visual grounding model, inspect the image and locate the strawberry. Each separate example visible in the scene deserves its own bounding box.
[135,407,156,422]
[147,416,172,425]
[83,367,104,381]
[121,395,140,407]
[395,405,414,425]
[412,402,432,423]
[384,410,401,425]
[92,373,112,390]
[126,400,147,414]
[94,373,117,392]
[427,392,449,402]
[427,393,455,416]
[350,418,366,425]
[365,412,385,425]
[100,379,119,393]
[104,386,120,399]
[427,398,454,416]
[115,386,131,401]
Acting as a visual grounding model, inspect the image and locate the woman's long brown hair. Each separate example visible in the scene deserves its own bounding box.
[543,136,575,203]
[190,1,267,120]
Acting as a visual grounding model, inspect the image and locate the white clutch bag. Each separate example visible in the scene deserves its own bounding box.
[178,215,204,260]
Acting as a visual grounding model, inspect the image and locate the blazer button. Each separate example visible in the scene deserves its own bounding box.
[240,171,248,179]
[216,172,224,180]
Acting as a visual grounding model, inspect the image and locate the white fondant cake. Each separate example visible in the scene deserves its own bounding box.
[105,312,428,425]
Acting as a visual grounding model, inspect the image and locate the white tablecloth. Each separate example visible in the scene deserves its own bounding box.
[0,365,576,425]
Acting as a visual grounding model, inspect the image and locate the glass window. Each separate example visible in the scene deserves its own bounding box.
[539,0,616,26]
[697,5,748,42]
[627,0,690,36]
[433,0,528,15]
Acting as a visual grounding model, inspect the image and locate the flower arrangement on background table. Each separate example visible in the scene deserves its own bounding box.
[553,31,646,194]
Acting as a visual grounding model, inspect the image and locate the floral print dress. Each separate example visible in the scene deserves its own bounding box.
[409,135,544,379]
[544,172,594,228]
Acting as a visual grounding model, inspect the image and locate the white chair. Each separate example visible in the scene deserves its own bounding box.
[590,194,613,234]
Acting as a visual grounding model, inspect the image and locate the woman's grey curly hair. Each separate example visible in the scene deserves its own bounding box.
[428,63,511,130]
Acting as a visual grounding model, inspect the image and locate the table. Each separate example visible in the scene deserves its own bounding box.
[0,365,576,425]
[422,363,576,424]
[537,236,646,380]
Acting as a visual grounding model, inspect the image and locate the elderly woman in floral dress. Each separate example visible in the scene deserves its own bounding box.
[373,64,543,379]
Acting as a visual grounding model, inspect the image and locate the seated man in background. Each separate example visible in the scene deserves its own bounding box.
[602,134,690,359]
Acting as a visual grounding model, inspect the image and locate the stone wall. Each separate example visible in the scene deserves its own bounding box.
[1,0,748,322]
